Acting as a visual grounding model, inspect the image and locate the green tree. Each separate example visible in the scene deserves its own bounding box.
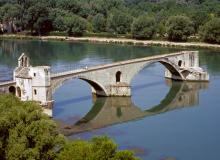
[0,3,21,32]
[50,8,69,31]
[0,94,140,160]
[96,0,124,17]
[190,10,210,32]
[56,0,81,14]
[199,18,220,44]
[131,16,156,39]
[107,9,133,34]
[0,94,64,160]
[62,14,87,36]
[166,15,194,41]
[0,4,21,22]
[24,0,53,35]
[56,136,139,160]
[92,13,106,32]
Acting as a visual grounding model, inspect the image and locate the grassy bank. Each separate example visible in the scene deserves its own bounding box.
[1,34,220,50]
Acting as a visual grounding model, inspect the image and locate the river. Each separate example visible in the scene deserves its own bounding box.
[0,39,220,160]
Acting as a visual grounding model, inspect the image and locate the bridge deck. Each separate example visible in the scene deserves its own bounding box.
[0,80,15,87]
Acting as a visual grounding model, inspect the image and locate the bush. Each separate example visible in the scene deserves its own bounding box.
[0,94,64,160]
[0,94,139,160]
[131,16,156,40]
[166,15,194,42]
[56,136,139,160]
[199,18,220,44]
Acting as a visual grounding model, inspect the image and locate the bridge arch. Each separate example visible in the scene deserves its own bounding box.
[79,77,107,96]
[52,76,108,97]
[9,86,16,95]
[130,58,184,83]
[158,59,184,79]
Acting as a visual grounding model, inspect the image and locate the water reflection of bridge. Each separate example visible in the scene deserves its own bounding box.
[59,80,208,135]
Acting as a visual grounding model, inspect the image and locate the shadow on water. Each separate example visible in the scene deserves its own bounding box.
[57,80,208,136]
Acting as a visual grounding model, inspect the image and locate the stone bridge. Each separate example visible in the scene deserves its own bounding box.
[51,50,209,97]
[0,51,209,116]
[59,80,208,135]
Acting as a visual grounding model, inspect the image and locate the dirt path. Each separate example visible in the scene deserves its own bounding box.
[1,34,220,49]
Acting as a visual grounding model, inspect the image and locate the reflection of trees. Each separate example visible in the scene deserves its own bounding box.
[59,80,208,135]
[1,40,219,75]
[0,40,20,66]
[0,39,181,67]
[199,50,220,75]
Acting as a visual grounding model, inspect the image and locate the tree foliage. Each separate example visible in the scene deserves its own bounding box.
[131,16,156,39]
[0,94,64,160]
[0,0,219,41]
[166,15,194,41]
[56,136,139,160]
[0,94,139,160]
[25,1,52,35]
[62,14,87,36]
[190,10,211,32]
[199,18,220,44]
[92,13,106,32]
[107,9,133,34]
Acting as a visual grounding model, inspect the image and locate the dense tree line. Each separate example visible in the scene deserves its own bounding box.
[0,0,220,43]
[0,94,138,160]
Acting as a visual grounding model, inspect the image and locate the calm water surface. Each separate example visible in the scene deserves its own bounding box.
[0,39,220,160]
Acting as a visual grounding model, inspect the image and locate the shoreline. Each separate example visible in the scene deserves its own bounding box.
[1,34,220,50]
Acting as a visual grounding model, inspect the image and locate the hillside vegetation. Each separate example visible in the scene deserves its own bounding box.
[0,0,219,43]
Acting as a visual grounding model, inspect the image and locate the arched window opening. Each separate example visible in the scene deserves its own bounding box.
[178,60,182,67]
[9,86,16,95]
[34,89,37,95]
[21,57,24,66]
[17,87,21,97]
[116,71,121,83]
[24,57,28,67]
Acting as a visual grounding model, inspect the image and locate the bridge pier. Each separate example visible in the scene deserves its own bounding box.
[164,51,209,81]
[88,83,131,97]
[108,83,131,96]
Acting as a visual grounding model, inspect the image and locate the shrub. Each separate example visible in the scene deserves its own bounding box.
[56,136,139,160]
[0,94,139,160]
[0,94,64,160]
